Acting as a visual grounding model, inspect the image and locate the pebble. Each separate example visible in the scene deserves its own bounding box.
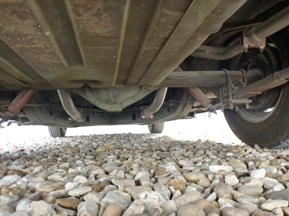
[237,185,263,196]
[177,204,205,216]
[102,190,132,209]
[56,197,82,210]
[250,169,266,179]
[209,165,233,173]
[0,133,289,215]
[260,199,288,211]
[225,175,239,186]
[28,200,56,216]
[68,186,92,196]
[77,201,99,216]
[125,186,153,200]
[222,207,249,216]
[102,203,122,216]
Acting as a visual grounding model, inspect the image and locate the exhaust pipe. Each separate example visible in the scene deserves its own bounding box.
[186,87,211,108]
[141,87,168,119]
[57,90,83,122]
[8,89,36,115]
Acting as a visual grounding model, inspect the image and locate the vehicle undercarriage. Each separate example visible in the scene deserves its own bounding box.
[1,0,289,148]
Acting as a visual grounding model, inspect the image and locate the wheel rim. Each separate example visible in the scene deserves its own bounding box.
[231,44,283,123]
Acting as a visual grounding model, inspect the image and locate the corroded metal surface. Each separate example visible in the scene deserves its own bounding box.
[0,0,246,90]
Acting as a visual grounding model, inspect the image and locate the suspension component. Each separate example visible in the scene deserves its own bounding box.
[191,6,289,60]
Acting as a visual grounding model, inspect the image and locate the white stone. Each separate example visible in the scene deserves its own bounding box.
[209,165,233,173]
[65,182,78,190]
[250,169,266,179]
[73,175,88,184]
[138,191,166,206]
[225,175,239,186]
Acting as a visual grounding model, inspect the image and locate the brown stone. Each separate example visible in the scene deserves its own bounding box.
[102,203,122,216]
[166,178,186,192]
[42,194,57,204]
[278,154,287,160]
[154,168,168,177]
[251,209,275,216]
[282,207,289,216]
[64,147,79,154]
[36,183,64,193]
[1,187,23,197]
[90,181,110,192]
[6,170,27,177]
[56,197,82,210]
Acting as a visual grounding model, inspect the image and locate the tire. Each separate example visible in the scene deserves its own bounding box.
[48,126,67,137]
[224,29,289,148]
[148,122,164,133]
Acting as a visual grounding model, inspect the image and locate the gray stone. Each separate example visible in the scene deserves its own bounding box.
[77,201,99,216]
[28,200,56,216]
[164,200,177,213]
[0,205,14,214]
[237,185,263,196]
[83,191,104,204]
[68,186,92,196]
[125,186,153,200]
[266,189,289,200]
[0,194,19,206]
[102,190,132,210]
[153,183,170,201]
[111,178,135,190]
[174,191,202,207]
[47,172,64,181]
[11,211,29,216]
[138,191,166,206]
[16,199,33,212]
[237,203,258,215]
[222,207,249,216]
[123,200,145,216]
[260,199,288,211]
[237,195,260,204]
[102,162,122,173]
[214,182,233,199]
[0,210,11,216]
[177,204,205,216]
[0,175,21,188]
[73,175,88,184]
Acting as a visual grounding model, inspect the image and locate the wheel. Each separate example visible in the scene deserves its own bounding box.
[224,29,289,148]
[48,126,67,137]
[148,122,164,133]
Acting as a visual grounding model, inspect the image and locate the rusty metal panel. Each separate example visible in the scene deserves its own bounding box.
[0,0,246,90]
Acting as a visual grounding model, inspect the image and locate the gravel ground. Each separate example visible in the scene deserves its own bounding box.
[0,115,289,215]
